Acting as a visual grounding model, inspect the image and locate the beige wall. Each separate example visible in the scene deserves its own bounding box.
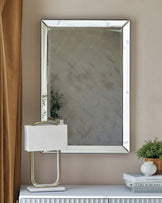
[22,0,162,185]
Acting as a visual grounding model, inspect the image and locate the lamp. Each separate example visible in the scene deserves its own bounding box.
[24,121,67,192]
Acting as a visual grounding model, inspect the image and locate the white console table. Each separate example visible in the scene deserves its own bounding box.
[19,185,162,203]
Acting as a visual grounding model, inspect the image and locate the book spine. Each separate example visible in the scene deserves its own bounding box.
[126,182,162,187]
[130,187,162,193]
[123,175,162,183]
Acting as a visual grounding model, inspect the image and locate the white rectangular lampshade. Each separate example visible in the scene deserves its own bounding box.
[24,124,67,152]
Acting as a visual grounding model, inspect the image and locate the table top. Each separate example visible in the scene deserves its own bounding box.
[19,185,162,199]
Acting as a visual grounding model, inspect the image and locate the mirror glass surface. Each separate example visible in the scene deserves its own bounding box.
[41,20,130,153]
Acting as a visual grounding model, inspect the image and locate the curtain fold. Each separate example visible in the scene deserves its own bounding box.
[0,0,22,202]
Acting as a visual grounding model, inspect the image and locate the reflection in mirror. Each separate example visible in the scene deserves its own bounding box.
[41,20,130,153]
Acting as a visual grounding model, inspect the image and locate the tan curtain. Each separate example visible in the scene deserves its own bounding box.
[0,0,22,202]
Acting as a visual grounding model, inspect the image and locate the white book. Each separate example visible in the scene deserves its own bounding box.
[123,173,162,183]
[130,187,162,193]
[125,180,162,188]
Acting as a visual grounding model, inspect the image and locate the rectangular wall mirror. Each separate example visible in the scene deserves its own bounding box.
[41,20,130,153]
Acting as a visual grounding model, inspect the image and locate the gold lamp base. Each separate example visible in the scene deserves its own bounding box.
[30,150,62,188]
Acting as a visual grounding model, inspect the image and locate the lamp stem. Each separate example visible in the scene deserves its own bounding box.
[30,150,61,188]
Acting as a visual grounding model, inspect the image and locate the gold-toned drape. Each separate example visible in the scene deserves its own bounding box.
[0,0,22,202]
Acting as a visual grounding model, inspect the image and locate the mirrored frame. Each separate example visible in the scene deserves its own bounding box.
[41,20,130,153]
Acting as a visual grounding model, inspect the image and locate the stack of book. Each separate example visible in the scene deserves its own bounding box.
[123,173,162,192]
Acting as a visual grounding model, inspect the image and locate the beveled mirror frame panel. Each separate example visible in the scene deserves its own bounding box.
[41,20,130,153]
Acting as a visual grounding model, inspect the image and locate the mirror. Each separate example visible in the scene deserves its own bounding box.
[41,20,130,153]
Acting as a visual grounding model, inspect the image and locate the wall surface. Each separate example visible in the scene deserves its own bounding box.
[22,0,162,185]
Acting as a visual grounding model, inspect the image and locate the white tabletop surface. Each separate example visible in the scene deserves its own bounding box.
[19,185,162,199]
